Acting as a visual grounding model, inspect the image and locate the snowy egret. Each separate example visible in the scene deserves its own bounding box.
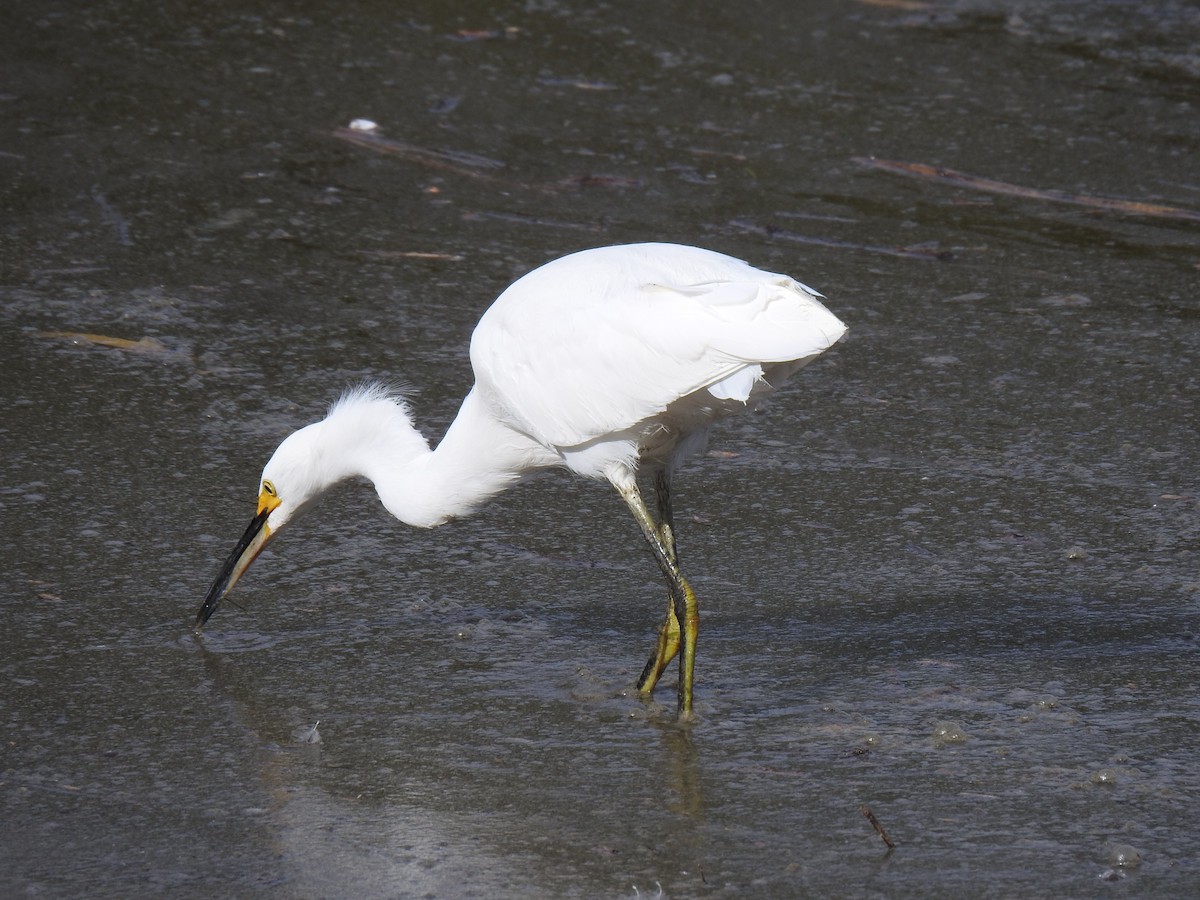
[195,242,846,718]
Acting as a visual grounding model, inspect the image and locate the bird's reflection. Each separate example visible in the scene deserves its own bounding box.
[657,718,703,820]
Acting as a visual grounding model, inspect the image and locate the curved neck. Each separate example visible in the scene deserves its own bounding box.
[362,388,554,528]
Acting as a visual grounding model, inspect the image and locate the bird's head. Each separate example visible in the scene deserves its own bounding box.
[193,385,421,631]
[194,421,334,630]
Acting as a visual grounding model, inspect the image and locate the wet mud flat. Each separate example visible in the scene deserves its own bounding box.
[2,0,1198,896]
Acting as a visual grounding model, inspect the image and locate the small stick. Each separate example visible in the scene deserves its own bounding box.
[853,156,1200,223]
[39,331,166,353]
[861,805,896,850]
[355,250,466,262]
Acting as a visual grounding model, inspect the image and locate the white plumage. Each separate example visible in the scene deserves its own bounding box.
[196,242,846,719]
[473,242,843,452]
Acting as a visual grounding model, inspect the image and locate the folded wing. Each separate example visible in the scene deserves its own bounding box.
[470,243,846,449]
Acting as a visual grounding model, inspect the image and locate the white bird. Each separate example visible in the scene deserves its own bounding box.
[195,242,846,719]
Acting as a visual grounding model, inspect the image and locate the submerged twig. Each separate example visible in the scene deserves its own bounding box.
[331,126,540,193]
[333,127,640,196]
[861,804,897,850]
[730,219,955,261]
[332,126,505,173]
[853,157,1200,223]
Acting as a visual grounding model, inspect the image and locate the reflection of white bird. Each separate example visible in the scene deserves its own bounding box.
[195,242,846,719]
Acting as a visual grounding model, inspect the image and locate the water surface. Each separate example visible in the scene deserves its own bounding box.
[2,0,1197,896]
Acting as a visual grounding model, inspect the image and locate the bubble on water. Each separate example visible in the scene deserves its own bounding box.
[1065,545,1088,560]
[1107,843,1142,868]
[1090,768,1117,786]
[294,721,322,744]
[932,721,969,746]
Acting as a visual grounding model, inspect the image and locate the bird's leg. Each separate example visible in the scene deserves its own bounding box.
[636,596,681,697]
[662,477,699,719]
[635,472,682,696]
[655,470,679,565]
[616,478,699,719]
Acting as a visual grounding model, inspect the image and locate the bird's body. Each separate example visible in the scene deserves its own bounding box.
[196,243,846,719]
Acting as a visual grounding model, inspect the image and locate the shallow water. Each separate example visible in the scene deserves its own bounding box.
[2,0,1198,896]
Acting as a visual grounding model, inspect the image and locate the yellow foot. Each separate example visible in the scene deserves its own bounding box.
[636,600,680,695]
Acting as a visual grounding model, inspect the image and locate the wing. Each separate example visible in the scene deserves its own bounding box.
[469,243,846,448]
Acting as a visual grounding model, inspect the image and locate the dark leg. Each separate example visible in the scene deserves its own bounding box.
[616,477,699,719]
[636,471,682,695]
[655,470,678,565]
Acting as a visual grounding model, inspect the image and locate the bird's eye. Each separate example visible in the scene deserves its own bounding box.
[262,480,277,496]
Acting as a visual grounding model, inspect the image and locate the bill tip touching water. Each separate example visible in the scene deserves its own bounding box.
[195,242,846,719]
